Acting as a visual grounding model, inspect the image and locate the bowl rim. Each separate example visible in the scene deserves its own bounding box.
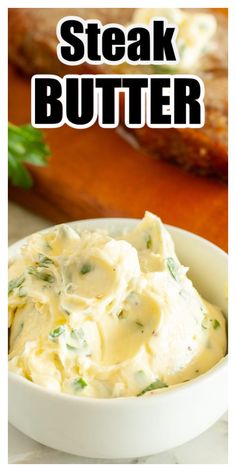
[8,217,228,404]
[8,217,228,258]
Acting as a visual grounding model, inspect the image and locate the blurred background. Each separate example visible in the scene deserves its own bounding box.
[8,7,228,249]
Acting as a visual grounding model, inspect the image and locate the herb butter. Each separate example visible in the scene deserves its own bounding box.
[8,212,226,398]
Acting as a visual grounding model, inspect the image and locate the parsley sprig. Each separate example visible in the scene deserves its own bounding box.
[8,122,50,189]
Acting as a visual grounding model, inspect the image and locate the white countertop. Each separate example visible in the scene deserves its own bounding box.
[8,417,228,464]
[8,202,228,464]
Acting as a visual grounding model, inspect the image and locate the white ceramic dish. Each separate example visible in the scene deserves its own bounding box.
[8,218,228,459]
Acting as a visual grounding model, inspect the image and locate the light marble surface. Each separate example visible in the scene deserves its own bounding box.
[8,202,228,464]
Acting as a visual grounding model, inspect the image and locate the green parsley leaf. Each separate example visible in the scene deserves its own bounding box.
[80,263,92,275]
[137,379,168,396]
[28,267,55,283]
[49,325,65,340]
[73,377,88,391]
[145,234,152,249]
[37,253,54,267]
[8,274,25,295]
[8,122,50,189]
[212,319,221,330]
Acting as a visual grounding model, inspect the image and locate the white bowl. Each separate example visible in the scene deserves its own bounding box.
[8,218,228,459]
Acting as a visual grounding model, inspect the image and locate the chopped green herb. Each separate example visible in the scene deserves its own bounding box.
[73,377,87,391]
[80,263,92,275]
[212,319,220,330]
[37,253,54,267]
[28,267,55,283]
[8,274,25,295]
[137,379,168,396]
[166,257,179,281]
[49,325,65,340]
[18,286,27,297]
[145,234,152,249]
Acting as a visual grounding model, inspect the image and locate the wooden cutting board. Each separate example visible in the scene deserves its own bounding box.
[8,64,228,251]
